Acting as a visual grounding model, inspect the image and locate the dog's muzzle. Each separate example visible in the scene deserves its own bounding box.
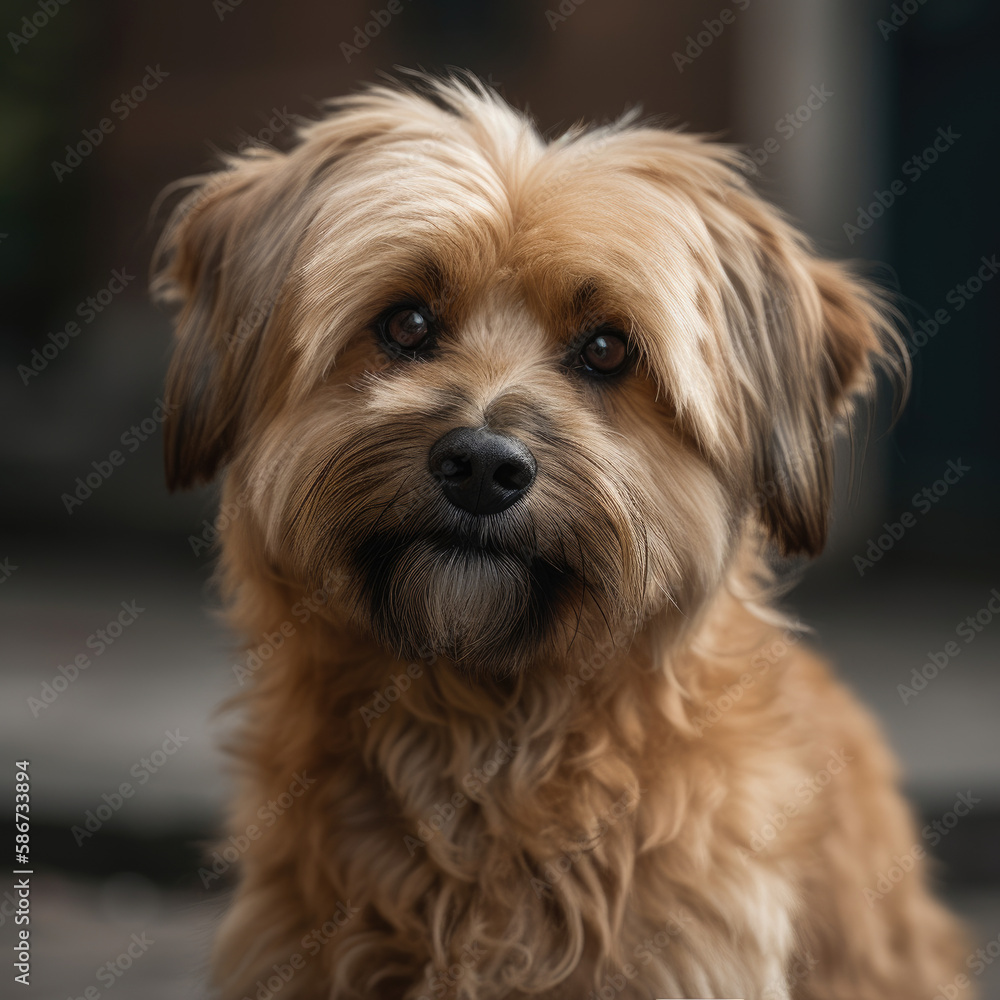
[428,426,536,516]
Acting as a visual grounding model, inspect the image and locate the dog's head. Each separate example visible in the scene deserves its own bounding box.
[154,75,902,676]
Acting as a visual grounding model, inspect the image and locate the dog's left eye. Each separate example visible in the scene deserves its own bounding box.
[578,330,630,376]
[381,306,432,354]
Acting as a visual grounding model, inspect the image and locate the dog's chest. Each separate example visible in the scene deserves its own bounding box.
[352,708,798,999]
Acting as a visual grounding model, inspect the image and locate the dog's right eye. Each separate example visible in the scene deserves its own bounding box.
[380,306,433,355]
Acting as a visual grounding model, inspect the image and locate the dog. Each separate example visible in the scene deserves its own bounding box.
[154,74,969,999]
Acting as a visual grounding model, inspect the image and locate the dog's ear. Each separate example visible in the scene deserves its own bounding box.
[152,153,303,491]
[152,85,457,491]
[739,216,906,558]
[609,130,906,558]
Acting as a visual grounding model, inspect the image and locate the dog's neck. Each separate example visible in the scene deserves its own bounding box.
[215,525,798,992]
[220,524,782,803]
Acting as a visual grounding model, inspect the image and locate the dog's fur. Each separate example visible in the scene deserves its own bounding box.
[154,75,969,999]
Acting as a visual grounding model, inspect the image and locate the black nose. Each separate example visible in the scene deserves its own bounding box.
[428,426,537,516]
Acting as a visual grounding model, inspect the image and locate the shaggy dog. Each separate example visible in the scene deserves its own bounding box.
[154,75,968,999]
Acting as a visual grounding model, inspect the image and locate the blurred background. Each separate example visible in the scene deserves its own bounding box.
[1,0,997,996]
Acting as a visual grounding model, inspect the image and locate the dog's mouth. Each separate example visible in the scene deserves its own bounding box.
[427,527,534,561]
[348,525,577,674]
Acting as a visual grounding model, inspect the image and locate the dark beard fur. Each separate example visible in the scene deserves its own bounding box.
[350,529,581,677]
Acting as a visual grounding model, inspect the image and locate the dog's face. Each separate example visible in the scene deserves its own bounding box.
[155,78,898,676]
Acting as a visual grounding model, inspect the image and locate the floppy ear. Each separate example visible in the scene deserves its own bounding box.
[740,220,906,558]
[152,83,456,491]
[610,129,907,559]
[152,138,340,491]
[152,155,293,491]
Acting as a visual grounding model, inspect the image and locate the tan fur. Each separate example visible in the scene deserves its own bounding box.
[153,74,969,999]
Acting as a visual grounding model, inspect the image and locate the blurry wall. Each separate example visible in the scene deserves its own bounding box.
[2,0,995,575]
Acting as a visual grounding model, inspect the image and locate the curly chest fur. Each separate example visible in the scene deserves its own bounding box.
[220,620,801,1000]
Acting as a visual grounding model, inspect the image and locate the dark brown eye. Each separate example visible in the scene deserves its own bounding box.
[384,307,431,351]
[580,331,629,375]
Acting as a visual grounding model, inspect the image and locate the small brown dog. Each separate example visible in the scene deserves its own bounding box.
[155,75,968,999]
